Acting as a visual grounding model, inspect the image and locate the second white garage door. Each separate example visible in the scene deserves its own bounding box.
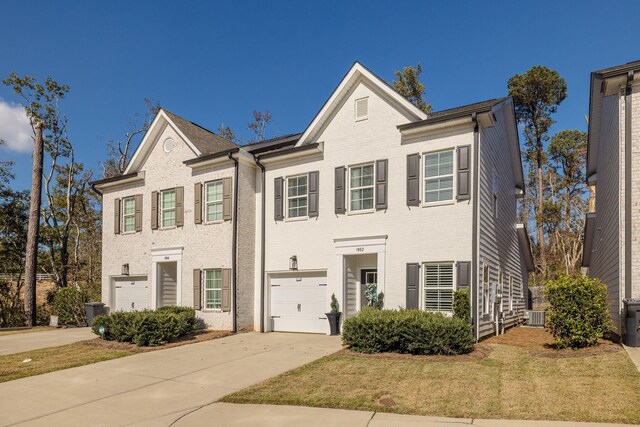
[270,273,328,334]
[113,277,149,312]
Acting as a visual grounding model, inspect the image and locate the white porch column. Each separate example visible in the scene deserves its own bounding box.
[377,250,386,296]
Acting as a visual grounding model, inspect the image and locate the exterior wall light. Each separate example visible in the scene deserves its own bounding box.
[122,263,130,276]
[289,256,298,271]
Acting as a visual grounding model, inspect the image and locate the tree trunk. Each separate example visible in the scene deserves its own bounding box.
[536,155,547,274]
[24,123,44,326]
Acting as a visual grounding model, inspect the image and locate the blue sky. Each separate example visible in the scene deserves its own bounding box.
[1,1,637,189]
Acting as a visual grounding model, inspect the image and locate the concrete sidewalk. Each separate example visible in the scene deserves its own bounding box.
[0,332,342,426]
[169,403,634,427]
[0,328,95,355]
[623,344,640,372]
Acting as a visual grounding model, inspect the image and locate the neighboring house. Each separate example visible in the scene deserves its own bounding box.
[92,62,533,339]
[582,60,640,338]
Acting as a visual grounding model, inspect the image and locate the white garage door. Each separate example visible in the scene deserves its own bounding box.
[113,277,149,312]
[270,273,328,334]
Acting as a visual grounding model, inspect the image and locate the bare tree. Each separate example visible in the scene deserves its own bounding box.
[2,73,69,325]
[248,110,272,143]
[102,98,160,178]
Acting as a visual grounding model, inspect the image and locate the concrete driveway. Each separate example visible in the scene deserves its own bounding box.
[0,328,95,356]
[0,332,341,426]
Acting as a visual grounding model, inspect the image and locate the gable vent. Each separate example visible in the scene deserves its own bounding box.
[355,97,368,121]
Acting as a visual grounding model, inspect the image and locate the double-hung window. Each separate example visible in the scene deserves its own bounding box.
[205,180,223,222]
[287,175,308,218]
[424,149,454,204]
[349,164,374,211]
[122,196,135,232]
[161,189,176,228]
[424,263,454,312]
[204,269,222,310]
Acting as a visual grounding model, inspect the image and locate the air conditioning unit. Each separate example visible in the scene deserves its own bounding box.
[524,310,545,327]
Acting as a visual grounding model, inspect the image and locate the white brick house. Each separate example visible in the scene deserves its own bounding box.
[93,62,533,339]
[583,60,640,338]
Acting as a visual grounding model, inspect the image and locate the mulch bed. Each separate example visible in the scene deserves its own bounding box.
[484,326,622,358]
[79,329,232,353]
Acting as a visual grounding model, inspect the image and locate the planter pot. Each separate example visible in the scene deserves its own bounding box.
[325,312,341,336]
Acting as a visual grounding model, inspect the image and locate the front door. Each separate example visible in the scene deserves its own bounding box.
[158,262,177,307]
[360,269,378,309]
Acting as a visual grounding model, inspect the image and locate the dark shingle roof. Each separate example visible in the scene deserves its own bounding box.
[397,97,508,131]
[163,109,238,154]
[593,60,640,78]
[242,133,302,154]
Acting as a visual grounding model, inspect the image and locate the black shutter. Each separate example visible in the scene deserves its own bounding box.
[194,183,202,224]
[335,166,346,214]
[407,154,420,206]
[406,263,420,309]
[274,177,284,220]
[375,159,388,210]
[457,145,471,200]
[457,261,471,290]
[114,198,121,235]
[134,194,143,232]
[308,171,319,217]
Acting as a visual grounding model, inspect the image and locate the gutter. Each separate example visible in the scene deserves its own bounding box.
[254,156,266,333]
[625,71,634,300]
[228,152,239,333]
[471,113,480,342]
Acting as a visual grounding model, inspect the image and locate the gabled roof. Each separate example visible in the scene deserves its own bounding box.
[587,60,640,178]
[243,133,302,154]
[163,109,238,155]
[296,62,428,146]
[397,97,508,131]
[124,108,237,174]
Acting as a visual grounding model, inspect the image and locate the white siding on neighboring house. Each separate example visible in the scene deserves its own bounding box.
[477,106,526,339]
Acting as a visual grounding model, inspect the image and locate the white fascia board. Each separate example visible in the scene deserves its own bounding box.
[124,109,202,174]
[399,117,473,138]
[94,171,145,191]
[296,62,427,147]
[258,143,324,165]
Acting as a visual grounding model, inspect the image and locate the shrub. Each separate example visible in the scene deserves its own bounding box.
[91,306,197,346]
[453,289,471,322]
[545,275,612,349]
[341,307,474,355]
[52,286,88,326]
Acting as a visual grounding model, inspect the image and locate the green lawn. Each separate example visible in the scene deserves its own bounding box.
[0,343,130,383]
[222,330,640,424]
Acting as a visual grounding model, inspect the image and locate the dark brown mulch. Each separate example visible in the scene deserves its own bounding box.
[79,330,232,353]
[336,343,493,362]
[484,326,622,358]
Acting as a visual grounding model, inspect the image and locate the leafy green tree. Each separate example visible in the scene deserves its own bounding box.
[508,66,567,275]
[2,73,69,325]
[392,63,431,114]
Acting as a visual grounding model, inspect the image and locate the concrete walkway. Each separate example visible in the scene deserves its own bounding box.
[0,328,95,356]
[169,403,634,427]
[623,344,640,372]
[0,332,342,426]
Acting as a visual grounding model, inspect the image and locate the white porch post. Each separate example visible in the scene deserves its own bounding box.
[377,250,386,296]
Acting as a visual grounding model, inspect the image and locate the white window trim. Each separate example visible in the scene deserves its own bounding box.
[355,96,369,121]
[421,261,455,314]
[160,188,176,229]
[285,174,309,220]
[347,162,375,214]
[122,196,136,234]
[482,263,490,315]
[203,268,223,311]
[421,147,456,207]
[204,180,224,224]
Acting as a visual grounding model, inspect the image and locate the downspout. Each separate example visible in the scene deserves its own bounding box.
[471,113,480,342]
[625,71,634,301]
[228,152,239,333]
[254,156,266,333]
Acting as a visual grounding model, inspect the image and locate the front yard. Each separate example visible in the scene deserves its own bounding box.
[222,327,640,424]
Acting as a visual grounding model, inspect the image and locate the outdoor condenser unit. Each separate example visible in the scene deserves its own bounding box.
[523,310,545,327]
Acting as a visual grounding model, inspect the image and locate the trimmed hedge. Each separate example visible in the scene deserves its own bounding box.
[452,289,471,323]
[91,306,197,346]
[341,308,474,355]
[545,275,612,349]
